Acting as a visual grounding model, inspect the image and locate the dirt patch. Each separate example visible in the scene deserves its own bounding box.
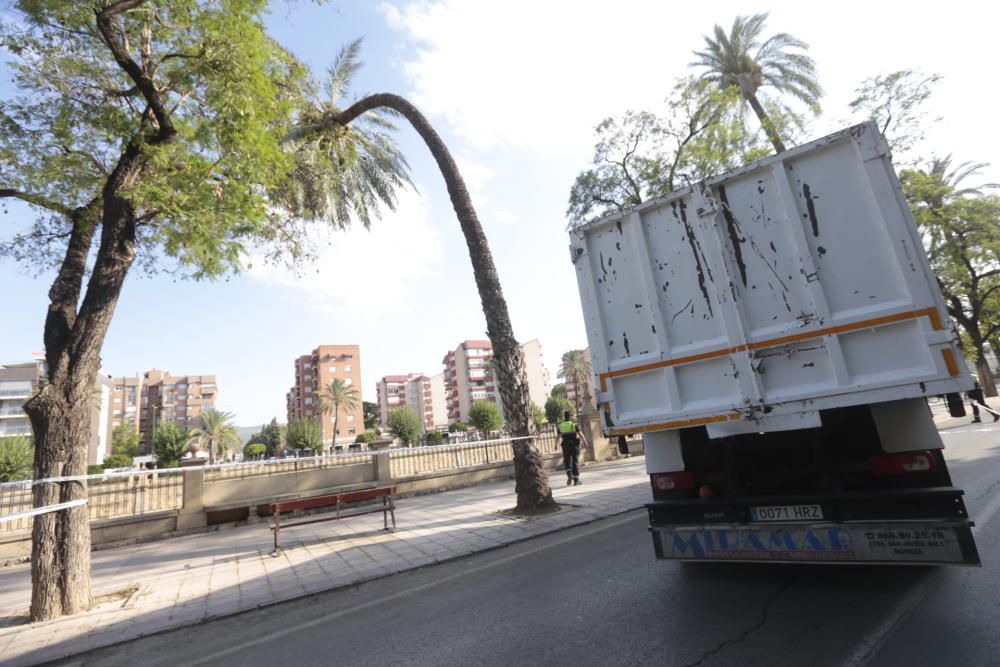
[494,502,581,521]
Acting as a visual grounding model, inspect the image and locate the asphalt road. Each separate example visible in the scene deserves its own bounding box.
[56,421,1000,667]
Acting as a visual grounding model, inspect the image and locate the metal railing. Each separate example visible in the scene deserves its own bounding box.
[389,433,560,478]
[0,470,184,534]
[204,451,375,482]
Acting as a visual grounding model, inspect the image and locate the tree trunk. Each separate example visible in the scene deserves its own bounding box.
[746,92,786,154]
[328,94,555,512]
[23,144,144,621]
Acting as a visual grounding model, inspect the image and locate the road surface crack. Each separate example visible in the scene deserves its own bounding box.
[681,576,793,667]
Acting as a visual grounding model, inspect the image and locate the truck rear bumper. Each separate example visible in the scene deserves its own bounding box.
[647,489,981,565]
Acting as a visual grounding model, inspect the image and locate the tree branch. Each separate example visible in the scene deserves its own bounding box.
[95,0,175,143]
[0,188,72,216]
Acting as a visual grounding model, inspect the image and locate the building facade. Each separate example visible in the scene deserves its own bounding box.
[108,370,218,452]
[286,345,364,445]
[441,339,550,424]
[1,356,111,465]
[377,372,448,432]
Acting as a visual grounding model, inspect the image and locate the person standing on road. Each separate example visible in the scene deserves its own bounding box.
[968,375,1000,423]
[558,410,587,486]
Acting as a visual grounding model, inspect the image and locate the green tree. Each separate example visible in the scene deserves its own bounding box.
[354,431,379,444]
[567,77,774,226]
[449,421,470,433]
[690,12,821,153]
[849,69,942,162]
[550,384,567,399]
[532,403,546,431]
[318,378,359,451]
[102,453,134,470]
[387,407,421,445]
[545,396,574,425]
[294,47,554,513]
[903,166,1000,396]
[253,418,284,457]
[188,410,240,464]
[0,435,34,482]
[0,6,408,620]
[286,418,322,453]
[425,430,443,445]
[363,401,380,430]
[243,443,266,460]
[151,422,188,468]
[111,424,141,458]
[558,350,593,417]
[468,400,503,436]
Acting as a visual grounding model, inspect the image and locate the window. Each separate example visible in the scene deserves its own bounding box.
[344,378,352,386]
[304,362,312,369]
[347,415,355,422]
[328,366,337,373]
[305,398,313,405]
[344,366,352,372]
[348,428,356,435]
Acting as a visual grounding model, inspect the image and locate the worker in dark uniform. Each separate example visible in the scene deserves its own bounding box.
[557,410,588,485]
[968,375,1000,423]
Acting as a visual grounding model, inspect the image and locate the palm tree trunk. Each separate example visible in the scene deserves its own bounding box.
[327,94,555,512]
[746,92,786,153]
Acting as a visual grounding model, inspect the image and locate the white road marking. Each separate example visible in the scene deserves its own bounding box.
[179,511,645,667]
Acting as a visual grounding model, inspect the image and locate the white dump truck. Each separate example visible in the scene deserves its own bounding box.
[569,122,980,565]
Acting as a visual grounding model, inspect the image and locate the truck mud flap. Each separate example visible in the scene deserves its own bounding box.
[650,521,980,565]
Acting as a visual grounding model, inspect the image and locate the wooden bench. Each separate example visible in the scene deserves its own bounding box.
[269,486,397,556]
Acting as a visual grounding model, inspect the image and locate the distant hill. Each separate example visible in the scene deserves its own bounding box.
[235,425,261,445]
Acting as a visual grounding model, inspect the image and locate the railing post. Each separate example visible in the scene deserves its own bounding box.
[176,468,207,531]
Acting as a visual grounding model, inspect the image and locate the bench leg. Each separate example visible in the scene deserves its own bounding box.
[390,493,396,531]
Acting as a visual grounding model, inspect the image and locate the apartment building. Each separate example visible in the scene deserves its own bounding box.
[377,372,449,432]
[0,356,112,465]
[286,345,364,445]
[376,375,410,426]
[108,370,217,452]
[562,348,599,414]
[442,339,550,424]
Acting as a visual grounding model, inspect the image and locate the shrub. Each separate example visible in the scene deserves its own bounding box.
[152,422,189,467]
[102,453,134,469]
[387,407,421,445]
[286,419,322,452]
[425,431,443,445]
[448,421,470,433]
[0,435,34,482]
[87,465,105,475]
[354,431,379,444]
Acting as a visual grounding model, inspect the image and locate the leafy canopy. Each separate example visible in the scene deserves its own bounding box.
[386,407,421,444]
[0,5,407,275]
[286,418,322,451]
[545,396,573,425]
[111,424,141,457]
[468,400,503,434]
[849,69,942,163]
[188,409,240,462]
[152,422,188,466]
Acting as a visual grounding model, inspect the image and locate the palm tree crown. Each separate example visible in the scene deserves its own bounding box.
[281,38,413,232]
[188,409,241,464]
[558,350,592,416]
[318,378,360,446]
[691,12,821,153]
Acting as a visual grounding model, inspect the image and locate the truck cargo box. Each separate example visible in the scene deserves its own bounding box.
[570,122,970,439]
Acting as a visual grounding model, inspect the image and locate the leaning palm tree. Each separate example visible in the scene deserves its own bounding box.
[558,350,592,417]
[288,40,554,513]
[318,378,359,451]
[690,12,822,153]
[187,409,241,464]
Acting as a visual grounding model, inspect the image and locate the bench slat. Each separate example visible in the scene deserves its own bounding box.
[269,485,397,556]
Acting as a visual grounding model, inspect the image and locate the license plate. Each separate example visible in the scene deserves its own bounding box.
[751,504,823,522]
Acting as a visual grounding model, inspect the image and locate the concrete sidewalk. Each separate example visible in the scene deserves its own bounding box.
[0,457,649,666]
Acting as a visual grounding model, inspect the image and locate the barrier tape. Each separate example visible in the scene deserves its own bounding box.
[0,498,88,522]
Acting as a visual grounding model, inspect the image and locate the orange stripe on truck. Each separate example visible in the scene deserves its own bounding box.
[607,412,741,436]
[599,307,942,385]
[941,349,960,377]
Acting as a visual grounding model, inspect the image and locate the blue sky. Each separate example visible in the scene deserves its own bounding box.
[2,1,999,426]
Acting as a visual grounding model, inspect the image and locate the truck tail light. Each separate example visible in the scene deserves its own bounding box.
[651,472,694,491]
[871,451,937,476]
